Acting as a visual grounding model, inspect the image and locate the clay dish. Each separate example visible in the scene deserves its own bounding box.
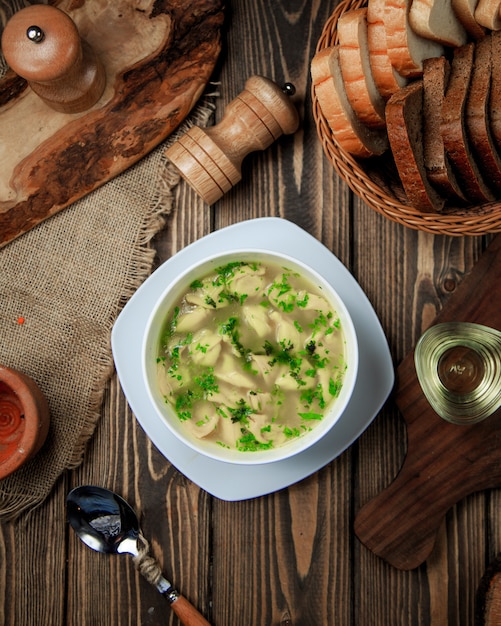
[0,365,50,479]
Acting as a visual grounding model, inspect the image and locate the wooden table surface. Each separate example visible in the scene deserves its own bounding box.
[2,1,500,625]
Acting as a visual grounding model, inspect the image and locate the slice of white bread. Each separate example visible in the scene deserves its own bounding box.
[386,81,446,211]
[384,0,444,78]
[409,0,468,46]
[465,35,501,190]
[409,0,467,46]
[452,0,486,40]
[441,43,495,202]
[367,0,408,99]
[311,46,389,158]
[474,0,501,29]
[337,8,386,128]
[422,56,466,201]
[490,30,501,150]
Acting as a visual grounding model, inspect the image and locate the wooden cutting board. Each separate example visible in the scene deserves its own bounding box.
[354,235,501,570]
[0,0,224,248]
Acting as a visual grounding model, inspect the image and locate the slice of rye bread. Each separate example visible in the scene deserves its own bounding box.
[465,35,501,191]
[367,0,408,99]
[452,0,486,40]
[490,30,501,151]
[337,8,387,128]
[422,56,466,201]
[386,81,446,211]
[409,0,468,46]
[441,43,496,203]
[384,0,444,78]
[311,47,389,158]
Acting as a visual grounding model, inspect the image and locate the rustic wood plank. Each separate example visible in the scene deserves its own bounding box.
[211,460,353,625]
[0,477,67,625]
[350,195,415,626]
[0,1,498,625]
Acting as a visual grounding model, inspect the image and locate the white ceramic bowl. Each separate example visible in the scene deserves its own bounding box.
[142,249,358,465]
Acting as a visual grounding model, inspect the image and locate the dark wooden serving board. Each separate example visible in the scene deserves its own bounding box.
[354,235,501,570]
[0,0,224,248]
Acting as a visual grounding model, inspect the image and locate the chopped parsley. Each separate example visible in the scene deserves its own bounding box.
[220,316,238,336]
[194,370,218,397]
[298,411,323,421]
[283,426,301,438]
[236,430,274,452]
[228,399,255,424]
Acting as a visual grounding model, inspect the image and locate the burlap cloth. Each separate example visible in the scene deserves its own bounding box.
[0,0,216,521]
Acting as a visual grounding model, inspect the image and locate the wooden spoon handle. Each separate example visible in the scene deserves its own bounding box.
[166,590,211,626]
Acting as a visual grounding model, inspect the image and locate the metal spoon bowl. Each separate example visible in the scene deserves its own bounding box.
[67,485,211,626]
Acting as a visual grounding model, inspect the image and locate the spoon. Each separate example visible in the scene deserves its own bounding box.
[66,485,211,626]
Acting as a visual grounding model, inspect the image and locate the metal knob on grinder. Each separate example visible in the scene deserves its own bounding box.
[165,76,300,204]
[1,4,105,113]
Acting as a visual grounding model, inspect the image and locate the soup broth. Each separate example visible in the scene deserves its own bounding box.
[155,260,348,452]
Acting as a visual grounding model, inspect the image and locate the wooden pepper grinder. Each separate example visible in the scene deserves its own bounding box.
[1,4,105,114]
[165,76,300,204]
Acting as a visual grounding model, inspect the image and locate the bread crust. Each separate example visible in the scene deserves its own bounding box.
[452,0,486,40]
[474,0,501,29]
[465,35,501,190]
[490,31,501,150]
[367,0,408,99]
[423,56,466,201]
[311,46,335,85]
[441,43,495,202]
[409,0,468,46]
[311,47,389,158]
[384,0,444,78]
[386,81,446,211]
[337,8,386,128]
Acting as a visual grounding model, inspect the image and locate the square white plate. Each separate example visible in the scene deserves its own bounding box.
[111,218,394,500]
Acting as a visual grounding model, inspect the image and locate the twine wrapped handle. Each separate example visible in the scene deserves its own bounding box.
[132,533,212,626]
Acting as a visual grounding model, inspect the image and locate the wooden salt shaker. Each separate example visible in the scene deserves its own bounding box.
[165,76,300,204]
[1,4,105,113]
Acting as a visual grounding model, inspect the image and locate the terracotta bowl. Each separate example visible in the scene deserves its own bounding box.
[0,365,50,479]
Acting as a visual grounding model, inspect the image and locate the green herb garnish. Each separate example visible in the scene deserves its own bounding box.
[236,430,274,451]
[194,369,218,397]
[298,412,323,420]
[228,399,255,424]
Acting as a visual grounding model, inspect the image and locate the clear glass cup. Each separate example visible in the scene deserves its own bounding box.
[414,322,501,425]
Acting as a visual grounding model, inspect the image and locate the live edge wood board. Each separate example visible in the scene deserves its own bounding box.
[0,0,224,248]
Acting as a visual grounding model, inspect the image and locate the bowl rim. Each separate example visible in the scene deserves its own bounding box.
[141,248,359,465]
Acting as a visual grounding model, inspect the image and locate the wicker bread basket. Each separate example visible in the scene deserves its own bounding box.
[312,0,501,236]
